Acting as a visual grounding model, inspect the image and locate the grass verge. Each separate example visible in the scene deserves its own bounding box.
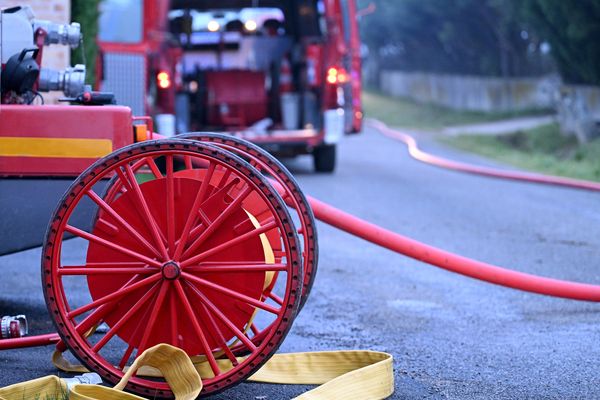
[363,89,600,182]
[442,124,600,182]
[362,90,550,131]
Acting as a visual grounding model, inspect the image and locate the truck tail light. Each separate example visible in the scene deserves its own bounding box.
[326,67,338,84]
[338,68,349,83]
[157,71,171,89]
[326,67,349,85]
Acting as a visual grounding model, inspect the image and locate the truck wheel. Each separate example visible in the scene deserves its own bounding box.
[313,144,336,173]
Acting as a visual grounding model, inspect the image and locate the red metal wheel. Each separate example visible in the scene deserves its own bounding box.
[97,134,318,353]
[42,139,302,398]
[178,133,318,311]
[175,133,320,355]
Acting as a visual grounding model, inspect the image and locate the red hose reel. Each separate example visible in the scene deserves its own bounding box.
[40,136,314,397]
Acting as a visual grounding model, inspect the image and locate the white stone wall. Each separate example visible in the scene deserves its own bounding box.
[380,70,600,142]
[380,70,558,113]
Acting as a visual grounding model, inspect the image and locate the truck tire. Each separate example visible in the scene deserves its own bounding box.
[313,144,336,173]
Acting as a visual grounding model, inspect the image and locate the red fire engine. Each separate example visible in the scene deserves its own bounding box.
[96,0,363,172]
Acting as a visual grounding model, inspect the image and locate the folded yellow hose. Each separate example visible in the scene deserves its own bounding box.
[0,375,69,400]
[2,344,394,399]
[250,350,394,400]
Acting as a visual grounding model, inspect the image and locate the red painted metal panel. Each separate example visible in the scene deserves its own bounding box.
[0,105,134,177]
[346,0,363,132]
[205,70,268,127]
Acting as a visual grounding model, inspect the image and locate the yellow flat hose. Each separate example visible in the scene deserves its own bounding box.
[0,375,69,400]
[249,350,394,400]
[112,344,201,399]
[4,344,394,399]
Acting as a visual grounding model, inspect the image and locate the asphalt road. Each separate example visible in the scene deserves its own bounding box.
[2,126,600,399]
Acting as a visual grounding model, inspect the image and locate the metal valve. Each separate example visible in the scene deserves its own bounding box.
[38,64,86,98]
[63,373,103,390]
[33,20,82,48]
[0,315,28,339]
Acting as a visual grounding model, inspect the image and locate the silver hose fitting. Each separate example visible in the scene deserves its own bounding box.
[0,315,28,339]
[38,64,86,97]
[33,20,82,48]
[63,373,103,391]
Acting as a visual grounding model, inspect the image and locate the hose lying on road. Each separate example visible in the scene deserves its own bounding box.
[158,128,600,303]
[308,196,600,302]
[297,119,600,302]
[1,344,394,400]
[368,118,600,192]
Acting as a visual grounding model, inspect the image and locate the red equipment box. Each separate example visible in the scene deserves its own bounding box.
[0,105,133,177]
[205,70,267,127]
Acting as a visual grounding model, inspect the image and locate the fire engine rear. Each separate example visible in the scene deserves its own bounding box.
[97,0,363,173]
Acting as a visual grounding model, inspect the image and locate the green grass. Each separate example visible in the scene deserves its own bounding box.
[362,90,550,131]
[136,172,155,184]
[442,124,600,182]
[363,89,600,182]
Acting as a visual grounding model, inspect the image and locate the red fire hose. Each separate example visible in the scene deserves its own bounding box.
[308,196,600,301]
[369,119,600,192]
[300,118,599,301]
[60,127,600,305]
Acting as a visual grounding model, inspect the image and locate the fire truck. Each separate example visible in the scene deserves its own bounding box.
[96,0,363,173]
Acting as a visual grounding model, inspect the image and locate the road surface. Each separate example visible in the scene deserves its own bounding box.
[443,115,555,136]
[1,126,599,399]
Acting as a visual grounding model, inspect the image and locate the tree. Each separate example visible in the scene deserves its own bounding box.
[359,0,547,77]
[71,0,100,85]
[519,0,600,85]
